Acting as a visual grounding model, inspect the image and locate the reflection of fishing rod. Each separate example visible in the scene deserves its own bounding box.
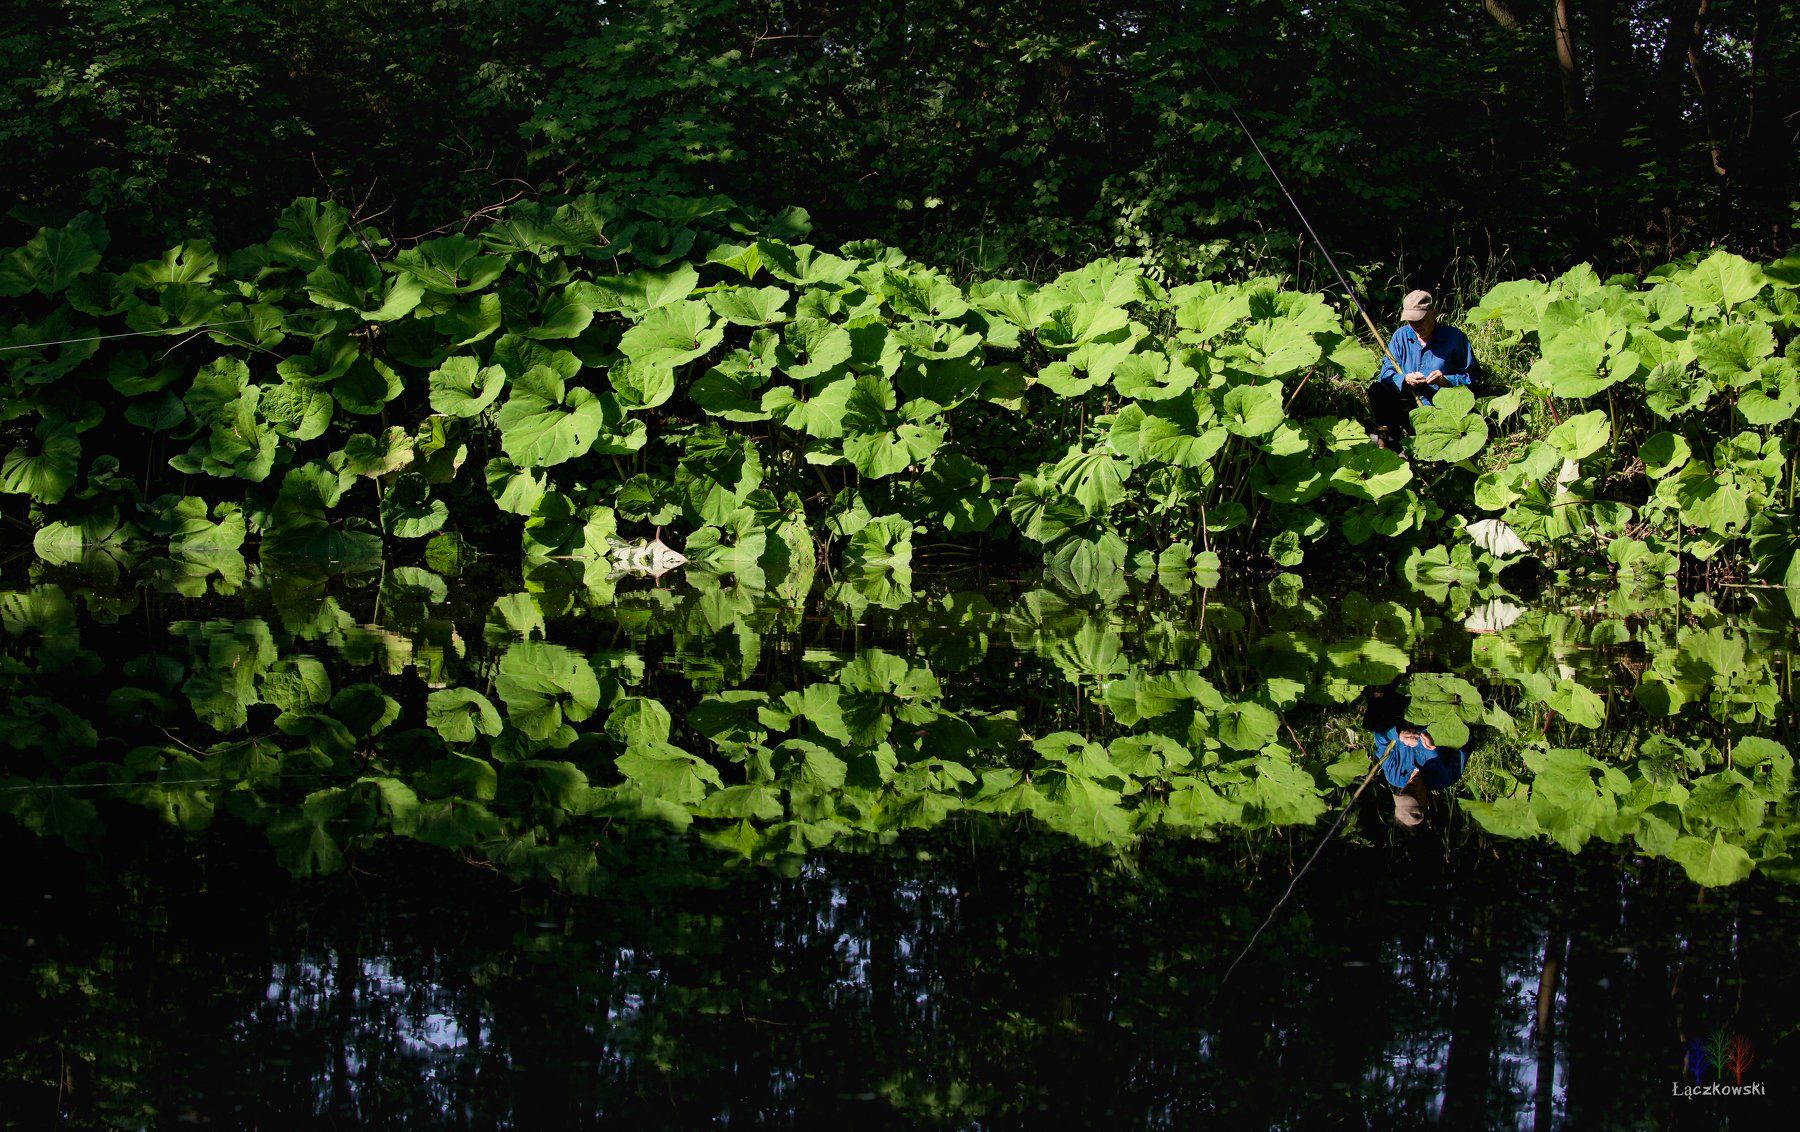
[1218,735,1398,989]
[1196,61,1404,379]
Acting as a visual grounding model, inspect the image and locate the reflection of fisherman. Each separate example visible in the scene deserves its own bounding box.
[1372,725,1466,828]
[1364,688,1466,828]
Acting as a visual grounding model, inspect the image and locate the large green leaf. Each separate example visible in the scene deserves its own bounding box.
[1219,381,1284,437]
[392,234,507,294]
[706,284,791,327]
[1666,832,1754,886]
[494,366,603,467]
[1,423,80,504]
[304,248,423,321]
[1329,445,1413,501]
[428,357,506,418]
[1109,395,1226,468]
[1411,408,1489,462]
[0,222,103,296]
[1547,410,1610,462]
[618,300,725,367]
[579,263,700,314]
[778,317,853,382]
[1679,250,1765,311]
[616,742,724,805]
[495,641,602,742]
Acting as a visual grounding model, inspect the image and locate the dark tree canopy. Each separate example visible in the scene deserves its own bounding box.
[2,0,1795,278]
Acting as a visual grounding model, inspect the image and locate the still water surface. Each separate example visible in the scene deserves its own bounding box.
[0,560,1791,1126]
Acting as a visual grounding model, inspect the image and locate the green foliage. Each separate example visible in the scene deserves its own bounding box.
[2,202,1798,618]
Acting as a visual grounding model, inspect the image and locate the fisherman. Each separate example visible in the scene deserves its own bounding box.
[1367,289,1477,447]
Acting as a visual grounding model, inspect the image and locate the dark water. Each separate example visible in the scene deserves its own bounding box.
[0,561,1793,1127]
[3,821,1789,1128]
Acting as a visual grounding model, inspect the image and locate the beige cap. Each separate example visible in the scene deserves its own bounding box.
[1394,791,1424,827]
[1401,290,1434,321]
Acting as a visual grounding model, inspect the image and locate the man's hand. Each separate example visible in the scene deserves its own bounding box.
[1420,734,1437,751]
[1404,370,1429,386]
[1398,729,1421,743]
[1427,368,1445,386]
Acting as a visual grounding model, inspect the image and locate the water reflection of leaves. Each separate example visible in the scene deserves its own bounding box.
[0,565,1793,888]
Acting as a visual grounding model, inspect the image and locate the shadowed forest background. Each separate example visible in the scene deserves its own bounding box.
[3,0,1793,288]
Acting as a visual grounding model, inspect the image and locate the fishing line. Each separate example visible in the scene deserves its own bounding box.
[0,318,263,354]
[1195,61,1404,376]
[1217,736,1398,989]
[0,773,327,794]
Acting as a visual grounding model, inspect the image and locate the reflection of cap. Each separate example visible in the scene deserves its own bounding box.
[1394,791,1424,827]
[1401,290,1434,320]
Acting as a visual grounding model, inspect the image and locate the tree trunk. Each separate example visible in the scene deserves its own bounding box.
[1483,0,1521,29]
[1685,1,1729,177]
[1552,0,1582,128]
[1533,923,1567,1131]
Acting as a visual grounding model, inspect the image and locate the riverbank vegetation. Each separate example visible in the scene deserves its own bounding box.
[2,197,1795,595]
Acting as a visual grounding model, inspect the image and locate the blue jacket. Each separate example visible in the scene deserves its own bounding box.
[1372,727,1465,790]
[1375,323,1475,406]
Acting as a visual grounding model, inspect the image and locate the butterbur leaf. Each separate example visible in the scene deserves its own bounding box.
[267,197,352,269]
[1667,832,1754,886]
[578,263,699,314]
[1038,301,1129,350]
[341,427,415,477]
[1215,700,1279,750]
[1679,250,1764,311]
[1220,382,1284,437]
[0,222,103,296]
[618,300,724,368]
[1,423,81,504]
[1242,319,1321,377]
[1548,410,1610,462]
[1411,409,1489,462]
[259,379,334,440]
[494,366,603,467]
[706,284,791,326]
[605,697,674,748]
[1174,290,1250,341]
[762,376,855,437]
[304,248,423,321]
[429,357,506,417]
[485,457,546,515]
[1640,432,1690,478]
[495,641,602,741]
[778,317,853,381]
[1043,449,1128,515]
[1546,678,1605,728]
[844,514,913,571]
[392,234,507,294]
[1329,444,1414,501]
[334,356,404,414]
[379,474,448,538]
[1694,323,1775,383]
[616,742,723,805]
[1109,395,1226,468]
[426,688,503,743]
[525,284,595,339]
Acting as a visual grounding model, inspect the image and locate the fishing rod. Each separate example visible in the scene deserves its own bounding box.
[1217,735,1399,989]
[0,317,263,354]
[1196,61,1405,378]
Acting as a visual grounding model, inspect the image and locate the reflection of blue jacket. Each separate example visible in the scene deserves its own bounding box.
[1372,728,1465,790]
[1375,324,1475,407]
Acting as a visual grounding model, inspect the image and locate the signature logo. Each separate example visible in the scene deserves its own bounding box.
[1673,1030,1763,1097]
